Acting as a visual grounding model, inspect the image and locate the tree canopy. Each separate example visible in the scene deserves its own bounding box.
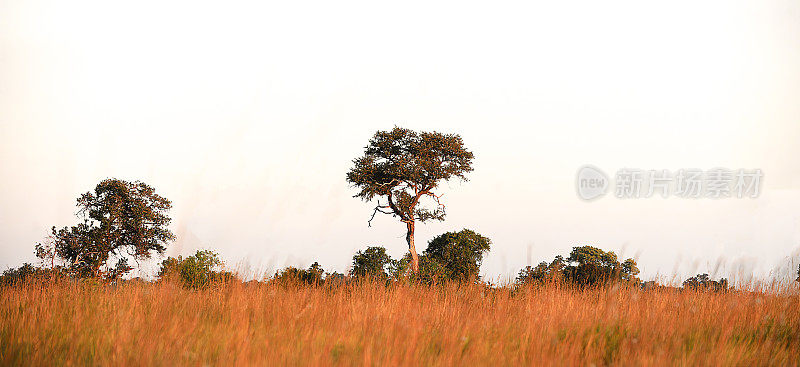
[350,246,393,280]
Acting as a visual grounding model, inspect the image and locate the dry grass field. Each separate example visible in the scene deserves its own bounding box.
[1,279,798,366]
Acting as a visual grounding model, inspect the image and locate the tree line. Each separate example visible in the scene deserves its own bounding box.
[0,177,758,291]
[2,127,797,290]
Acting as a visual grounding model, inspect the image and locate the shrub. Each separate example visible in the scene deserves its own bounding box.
[273,262,326,285]
[350,246,392,280]
[424,229,491,282]
[158,250,234,288]
[516,246,640,286]
[682,273,729,292]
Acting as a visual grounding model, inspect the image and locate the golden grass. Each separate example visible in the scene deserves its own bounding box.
[1,279,798,366]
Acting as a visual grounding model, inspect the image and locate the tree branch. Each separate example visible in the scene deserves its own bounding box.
[368,202,394,227]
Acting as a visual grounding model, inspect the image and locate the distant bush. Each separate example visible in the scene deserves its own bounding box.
[682,273,729,292]
[516,256,566,285]
[390,253,448,285]
[423,229,491,282]
[273,262,326,285]
[355,229,492,285]
[516,246,640,287]
[0,263,65,286]
[158,250,235,288]
[350,247,392,280]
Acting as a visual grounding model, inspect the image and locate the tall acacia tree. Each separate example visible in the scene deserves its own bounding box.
[347,127,474,273]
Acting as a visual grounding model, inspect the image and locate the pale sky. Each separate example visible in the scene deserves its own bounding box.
[2,0,799,284]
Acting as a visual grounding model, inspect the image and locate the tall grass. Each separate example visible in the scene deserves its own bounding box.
[1,278,798,366]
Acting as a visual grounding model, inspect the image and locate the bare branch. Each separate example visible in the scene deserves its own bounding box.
[367,202,394,227]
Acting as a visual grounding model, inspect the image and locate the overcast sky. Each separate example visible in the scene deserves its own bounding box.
[2,0,799,283]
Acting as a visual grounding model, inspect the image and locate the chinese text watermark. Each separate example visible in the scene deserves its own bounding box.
[576,166,762,200]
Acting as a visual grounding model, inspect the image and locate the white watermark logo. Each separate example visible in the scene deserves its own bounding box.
[576,165,609,200]
[577,166,762,200]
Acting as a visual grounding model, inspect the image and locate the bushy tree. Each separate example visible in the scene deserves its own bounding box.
[347,127,474,274]
[350,246,392,279]
[39,179,175,279]
[158,250,234,288]
[682,273,729,292]
[516,256,565,285]
[516,246,639,286]
[563,246,640,285]
[424,229,491,282]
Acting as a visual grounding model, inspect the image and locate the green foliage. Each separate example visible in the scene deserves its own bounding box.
[350,246,392,279]
[682,273,729,292]
[390,253,448,285]
[273,262,326,285]
[517,256,565,284]
[158,250,233,289]
[516,246,640,286]
[385,229,491,284]
[564,246,638,285]
[517,263,549,284]
[354,229,492,284]
[414,256,449,285]
[40,179,175,279]
[424,229,491,282]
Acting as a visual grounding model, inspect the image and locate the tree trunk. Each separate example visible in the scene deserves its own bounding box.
[406,221,419,273]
